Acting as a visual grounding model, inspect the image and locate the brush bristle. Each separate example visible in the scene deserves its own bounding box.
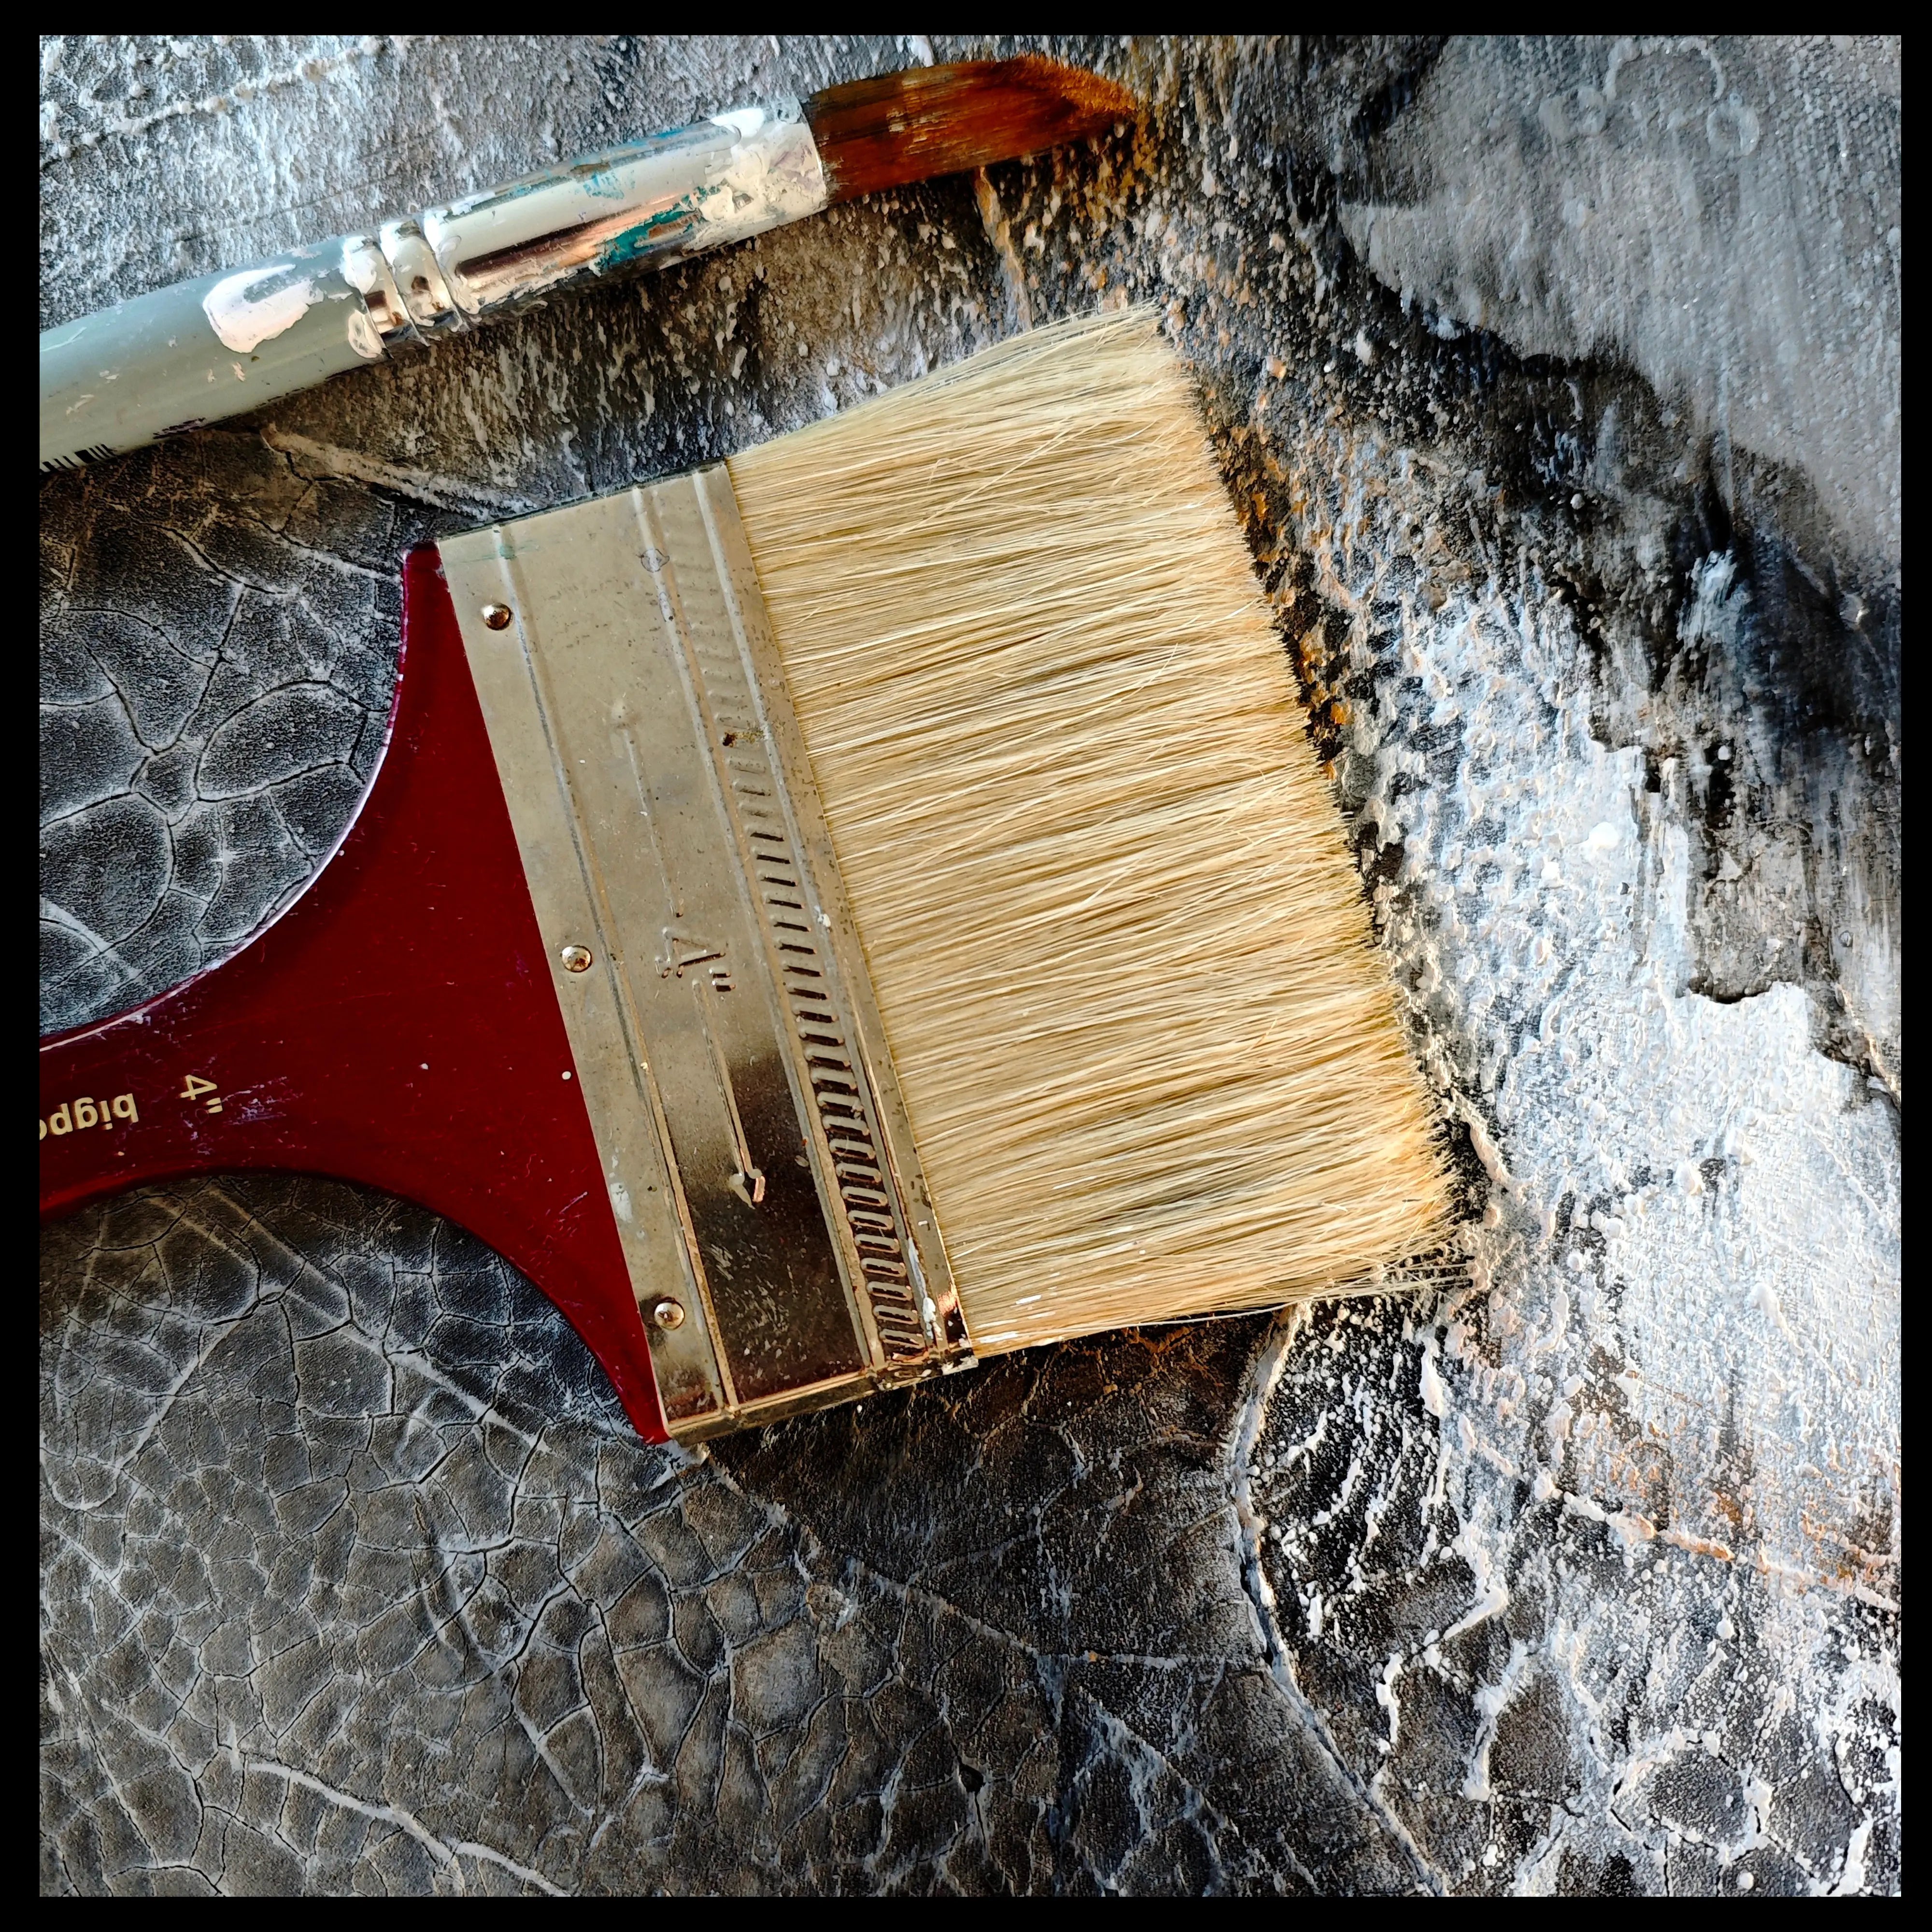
[804,58,1135,205]
[727,313,1450,1356]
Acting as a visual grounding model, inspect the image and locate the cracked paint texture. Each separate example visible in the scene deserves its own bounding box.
[42,35,1897,1895]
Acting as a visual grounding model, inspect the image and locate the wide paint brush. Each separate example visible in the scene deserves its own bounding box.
[39,57,1134,472]
[40,311,1451,1444]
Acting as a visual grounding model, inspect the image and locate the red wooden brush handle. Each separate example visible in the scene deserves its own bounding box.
[38,548,668,1444]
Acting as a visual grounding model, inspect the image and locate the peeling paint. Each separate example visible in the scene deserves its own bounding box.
[200,263,325,353]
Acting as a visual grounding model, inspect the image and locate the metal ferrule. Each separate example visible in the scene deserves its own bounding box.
[440,469,972,1440]
[339,235,414,348]
[365,102,826,345]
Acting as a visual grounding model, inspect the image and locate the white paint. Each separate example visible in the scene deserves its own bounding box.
[1460,1637,1531,1800]
[39,35,421,164]
[699,103,828,240]
[257,425,530,515]
[1374,1650,1404,1748]
[344,304,384,360]
[1834,1819,1873,1894]
[1338,37,1901,568]
[1440,1582,1509,1645]
[201,266,323,353]
[1418,1345,1447,1418]
[1335,525,1900,1592]
[1279,377,1897,1883]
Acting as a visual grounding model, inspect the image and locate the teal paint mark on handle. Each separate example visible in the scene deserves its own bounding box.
[597,206,701,272]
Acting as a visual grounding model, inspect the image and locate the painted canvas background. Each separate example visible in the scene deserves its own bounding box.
[41,36,1898,1896]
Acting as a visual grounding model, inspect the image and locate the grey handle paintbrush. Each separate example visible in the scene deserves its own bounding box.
[39,57,1132,474]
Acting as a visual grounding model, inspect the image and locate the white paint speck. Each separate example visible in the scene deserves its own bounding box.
[1419,1347,1447,1418]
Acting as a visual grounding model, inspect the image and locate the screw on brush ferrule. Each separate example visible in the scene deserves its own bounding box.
[339,235,417,349]
[375,219,468,337]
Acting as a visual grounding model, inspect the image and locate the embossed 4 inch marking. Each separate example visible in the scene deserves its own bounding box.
[181,1073,225,1114]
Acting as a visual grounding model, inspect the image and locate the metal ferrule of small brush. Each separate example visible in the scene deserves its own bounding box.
[351,103,827,347]
[39,58,1134,473]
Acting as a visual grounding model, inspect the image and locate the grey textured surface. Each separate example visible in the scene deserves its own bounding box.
[42,36,1898,1895]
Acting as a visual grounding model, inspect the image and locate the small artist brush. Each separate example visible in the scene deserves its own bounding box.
[38,57,1133,473]
[39,312,1450,1444]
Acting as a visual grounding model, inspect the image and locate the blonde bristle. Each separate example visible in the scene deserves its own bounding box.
[727,311,1449,1356]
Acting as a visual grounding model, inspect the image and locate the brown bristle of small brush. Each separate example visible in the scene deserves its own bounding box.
[804,58,1136,205]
